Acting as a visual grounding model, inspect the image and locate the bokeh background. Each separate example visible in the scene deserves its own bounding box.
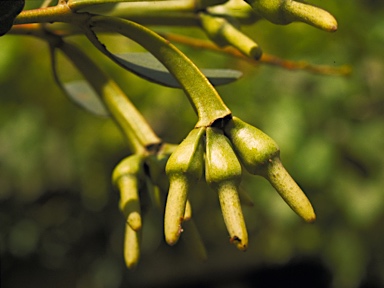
[1,0,384,287]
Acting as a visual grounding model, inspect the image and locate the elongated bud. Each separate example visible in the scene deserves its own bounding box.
[124,224,141,269]
[205,127,248,251]
[164,128,205,245]
[200,13,262,59]
[224,116,280,175]
[112,154,144,231]
[244,0,337,32]
[225,117,315,222]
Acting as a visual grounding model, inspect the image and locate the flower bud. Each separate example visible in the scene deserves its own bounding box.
[200,13,262,60]
[205,127,248,251]
[263,157,316,222]
[244,0,337,32]
[225,117,315,222]
[224,116,279,175]
[164,128,205,245]
[112,154,145,231]
[124,224,141,269]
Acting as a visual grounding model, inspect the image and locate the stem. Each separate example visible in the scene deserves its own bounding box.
[14,1,200,27]
[14,3,77,25]
[58,41,161,153]
[160,33,352,75]
[69,0,195,12]
[7,25,156,153]
[41,0,55,8]
[90,16,231,127]
[75,0,200,26]
[100,8,198,26]
[14,2,232,126]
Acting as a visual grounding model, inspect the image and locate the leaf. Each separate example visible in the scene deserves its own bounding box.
[63,81,109,116]
[50,47,109,117]
[113,52,242,88]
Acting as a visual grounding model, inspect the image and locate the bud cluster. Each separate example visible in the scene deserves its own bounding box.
[3,0,338,272]
[162,117,316,254]
[113,116,316,268]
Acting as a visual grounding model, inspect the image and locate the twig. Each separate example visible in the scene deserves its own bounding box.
[160,32,352,76]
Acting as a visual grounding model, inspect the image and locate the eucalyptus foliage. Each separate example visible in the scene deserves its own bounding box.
[5,1,380,287]
[2,0,339,267]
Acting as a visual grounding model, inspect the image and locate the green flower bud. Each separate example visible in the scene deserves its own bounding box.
[224,116,279,175]
[124,224,141,269]
[200,13,262,59]
[263,157,316,222]
[225,117,315,222]
[164,128,205,245]
[205,127,248,251]
[112,154,145,231]
[244,0,337,32]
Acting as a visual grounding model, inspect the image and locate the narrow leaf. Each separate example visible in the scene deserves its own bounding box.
[63,81,109,116]
[50,46,109,116]
[114,52,242,88]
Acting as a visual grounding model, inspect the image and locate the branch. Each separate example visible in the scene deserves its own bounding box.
[160,32,352,76]
[89,16,232,127]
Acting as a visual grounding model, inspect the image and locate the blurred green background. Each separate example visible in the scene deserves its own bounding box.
[1,1,384,287]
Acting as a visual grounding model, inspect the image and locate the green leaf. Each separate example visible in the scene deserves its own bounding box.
[63,81,109,116]
[114,52,242,88]
[50,47,109,116]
